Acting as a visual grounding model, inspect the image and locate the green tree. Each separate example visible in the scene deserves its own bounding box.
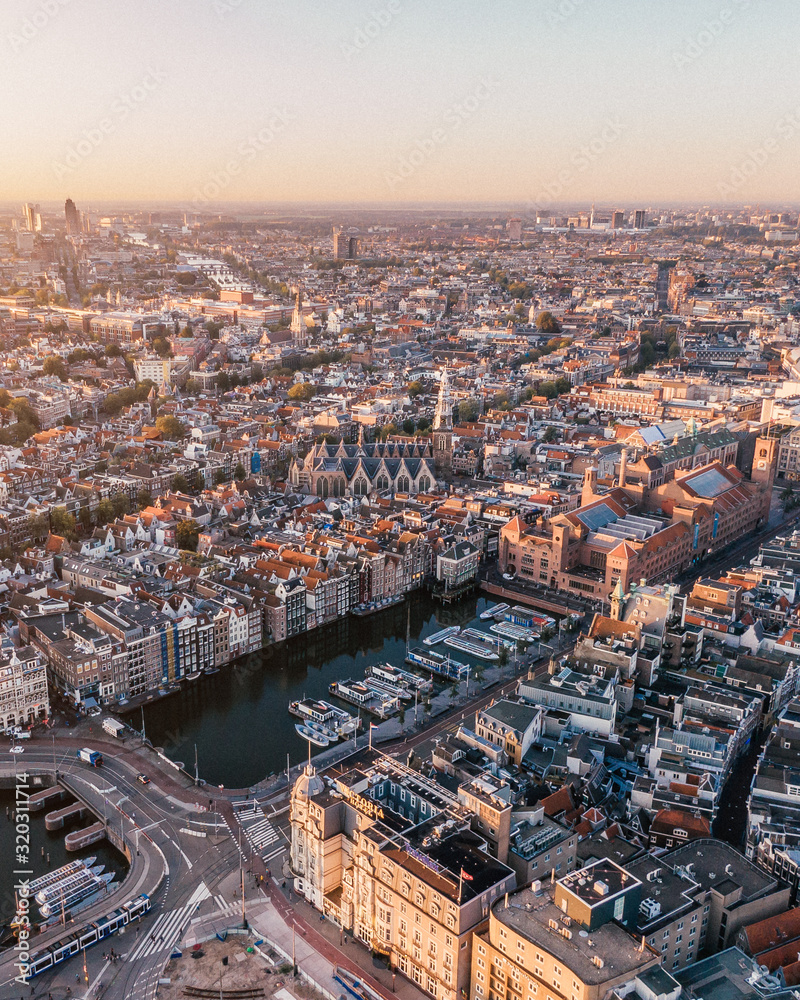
[137,489,153,509]
[50,506,77,538]
[234,462,246,481]
[43,357,68,381]
[535,311,561,333]
[668,341,681,359]
[171,473,190,493]
[417,416,431,431]
[155,415,186,439]
[175,518,200,552]
[402,418,416,435]
[213,469,227,486]
[112,494,131,518]
[216,372,230,392]
[10,399,39,431]
[407,380,425,398]
[105,344,122,357]
[457,399,481,423]
[96,498,114,524]
[79,506,93,532]
[542,425,559,443]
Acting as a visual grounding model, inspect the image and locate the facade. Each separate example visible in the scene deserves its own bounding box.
[432,369,453,476]
[290,759,515,1000]
[436,540,480,592]
[291,438,436,497]
[472,865,660,1000]
[0,638,49,728]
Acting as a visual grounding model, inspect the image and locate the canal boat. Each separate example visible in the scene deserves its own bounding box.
[405,647,469,679]
[444,634,499,661]
[489,621,536,643]
[462,627,515,652]
[306,721,339,743]
[39,874,115,919]
[423,625,461,647]
[366,662,432,694]
[480,603,509,620]
[36,867,106,906]
[294,723,329,747]
[28,858,97,897]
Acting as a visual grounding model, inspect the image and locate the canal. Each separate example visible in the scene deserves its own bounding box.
[140,591,513,788]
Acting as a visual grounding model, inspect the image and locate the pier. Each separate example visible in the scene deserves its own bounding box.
[29,785,68,812]
[65,821,107,851]
[45,801,88,831]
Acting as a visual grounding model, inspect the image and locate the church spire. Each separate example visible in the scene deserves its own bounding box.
[433,368,452,431]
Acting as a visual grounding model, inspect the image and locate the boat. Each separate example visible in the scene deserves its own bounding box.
[366,662,432,694]
[423,625,461,647]
[39,872,114,918]
[489,621,536,643]
[294,723,329,747]
[28,858,96,896]
[503,606,556,629]
[185,671,202,681]
[363,677,413,702]
[406,647,469,679]
[203,666,220,675]
[306,721,339,743]
[39,874,115,918]
[444,635,499,661]
[351,594,405,617]
[36,867,106,906]
[463,628,515,652]
[480,603,509,620]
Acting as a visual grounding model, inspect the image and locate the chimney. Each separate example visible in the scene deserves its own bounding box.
[618,448,628,488]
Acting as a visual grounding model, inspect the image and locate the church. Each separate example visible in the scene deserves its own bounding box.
[289,371,454,497]
[290,435,437,497]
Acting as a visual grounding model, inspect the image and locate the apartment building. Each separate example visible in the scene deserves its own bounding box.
[472,862,660,1000]
[517,667,617,737]
[0,639,49,728]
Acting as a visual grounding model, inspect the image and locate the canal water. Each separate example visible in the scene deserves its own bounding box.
[0,788,129,940]
[140,591,511,788]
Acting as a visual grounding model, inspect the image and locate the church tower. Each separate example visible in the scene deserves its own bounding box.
[291,288,307,348]
[432,369,453,475]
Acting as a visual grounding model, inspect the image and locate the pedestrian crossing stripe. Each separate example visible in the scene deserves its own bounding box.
[125,883,210,964]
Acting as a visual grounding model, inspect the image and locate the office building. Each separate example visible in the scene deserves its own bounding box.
[65,198,80,234]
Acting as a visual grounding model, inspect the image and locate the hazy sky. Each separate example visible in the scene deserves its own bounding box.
[3,0,799,207]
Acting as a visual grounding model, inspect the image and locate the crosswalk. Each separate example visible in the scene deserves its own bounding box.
[126,882,210,964]
[239,809,284,863]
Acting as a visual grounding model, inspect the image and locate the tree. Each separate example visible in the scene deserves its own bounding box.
[457,399,481,423]
[151,336,171,358]
[79,506,93,532]
[216,372,230,392]
[407,380,425,398]
[137,489,153,509]
[112,494,131,518]
[668,341,681,359]
[234,462,246,481]
[96,498,114,525]
[171,473,190,493]
[43,357,68,381]
[542,426,559,443]
[287,383,315,402]
[155,415,186,439]
[213,469,227,486]
[105,344,122,357]
[498,647,509,668]
[416,416,430,432]
[185,378,201,395]
[536,311,561,333]
[175,518,200,552]
[402,418,416,435]
[10,399,39,431]
[50,507,77,539]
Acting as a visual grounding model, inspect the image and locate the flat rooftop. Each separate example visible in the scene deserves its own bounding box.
[493,884,656,986]
[558,859,641,906]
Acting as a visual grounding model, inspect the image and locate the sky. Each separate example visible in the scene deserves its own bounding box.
[2,0,799,208]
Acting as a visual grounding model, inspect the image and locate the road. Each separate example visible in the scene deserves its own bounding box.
[0,740,262,1000]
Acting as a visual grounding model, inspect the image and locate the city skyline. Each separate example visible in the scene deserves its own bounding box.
[3,0,799,205]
